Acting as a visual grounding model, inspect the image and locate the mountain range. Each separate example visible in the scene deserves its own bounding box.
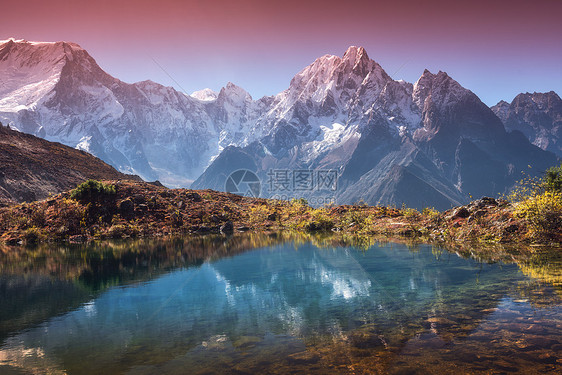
[0,38,559,209]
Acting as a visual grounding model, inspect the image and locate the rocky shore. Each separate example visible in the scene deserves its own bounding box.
[0,180,559,247]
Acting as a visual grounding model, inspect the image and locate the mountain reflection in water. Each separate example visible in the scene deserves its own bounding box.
[0,234,561,374]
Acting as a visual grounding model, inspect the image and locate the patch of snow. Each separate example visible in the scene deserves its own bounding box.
[76,136,92,153]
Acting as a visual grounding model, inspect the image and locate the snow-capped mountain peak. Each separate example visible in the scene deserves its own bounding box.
[0,39,88,112]
[413,69,472,112]
[1,39,558,209]
[342,45,368,62]
[340,45,375,78]
[191,88,218,102]
[218,82,252,104]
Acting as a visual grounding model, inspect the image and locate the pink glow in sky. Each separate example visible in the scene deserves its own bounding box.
[2,0,561,105]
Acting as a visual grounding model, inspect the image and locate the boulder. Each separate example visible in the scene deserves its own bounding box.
[220,221,234,234]
[453,207,470,219]
[119,198,134,214]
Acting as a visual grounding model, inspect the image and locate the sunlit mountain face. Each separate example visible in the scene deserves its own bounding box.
[3,0,560,105]
[0,40,557,209]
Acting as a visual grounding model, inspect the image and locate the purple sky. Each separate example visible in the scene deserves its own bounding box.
[2,0,561,105]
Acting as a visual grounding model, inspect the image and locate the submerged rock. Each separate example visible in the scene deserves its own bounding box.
[233,336,262,348]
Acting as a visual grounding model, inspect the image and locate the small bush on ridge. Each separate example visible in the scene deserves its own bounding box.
[71,180,116,203]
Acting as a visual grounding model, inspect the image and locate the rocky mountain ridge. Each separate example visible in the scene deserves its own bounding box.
[492,91,562,157]
[0,39,559,209]
[194,49,558,209]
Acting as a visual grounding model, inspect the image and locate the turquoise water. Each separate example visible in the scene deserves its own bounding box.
[0,236,561,374]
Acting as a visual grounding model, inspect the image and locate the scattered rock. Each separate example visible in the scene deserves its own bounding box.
[232,336,262,349]
[69,235,86,243]
[3,236,20,246]
[537,352,558,364]
[185,192,202,202]
[287,351,320,364]
[220,221,234,234]
[472,210,486,218]
[159,190,175,198]
[195,226,211,234]
[476,197,498,207]
[132,194,146,204]
[453,207,470,219]
[504,224,519,233]
[426,317,456,325]
[119,198,134,214]
[497,198,510,207]
[525,336,559,348]
[467,209,487,223]
[347,331,385,349]
[451,314,473,320]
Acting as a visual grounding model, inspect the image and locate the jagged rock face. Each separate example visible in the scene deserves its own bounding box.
[0,40,558,209]
[248,46,420,155]
[194,48,558,209]
[492,91,562,157]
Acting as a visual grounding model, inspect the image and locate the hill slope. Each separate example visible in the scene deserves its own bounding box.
[0,124,140,206]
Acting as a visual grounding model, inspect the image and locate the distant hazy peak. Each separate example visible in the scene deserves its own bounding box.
[511,91,562,109]
[217,82,252,103]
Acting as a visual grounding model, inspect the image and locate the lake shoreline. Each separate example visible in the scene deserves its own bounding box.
[0,180,560,249]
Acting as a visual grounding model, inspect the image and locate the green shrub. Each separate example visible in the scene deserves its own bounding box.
[107,224,127,238]
[421,207,440,219]
[506,163,562,241]
[514,190,562,240]
[71,180,116,203]
[304,208,334,232]
[23,227,42,244]
[401,204,420,218]
[544,163,562,192]
[343,209,371,227]
[290,197,308,206]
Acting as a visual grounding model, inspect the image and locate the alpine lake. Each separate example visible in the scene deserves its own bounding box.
[0,233,561,374]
